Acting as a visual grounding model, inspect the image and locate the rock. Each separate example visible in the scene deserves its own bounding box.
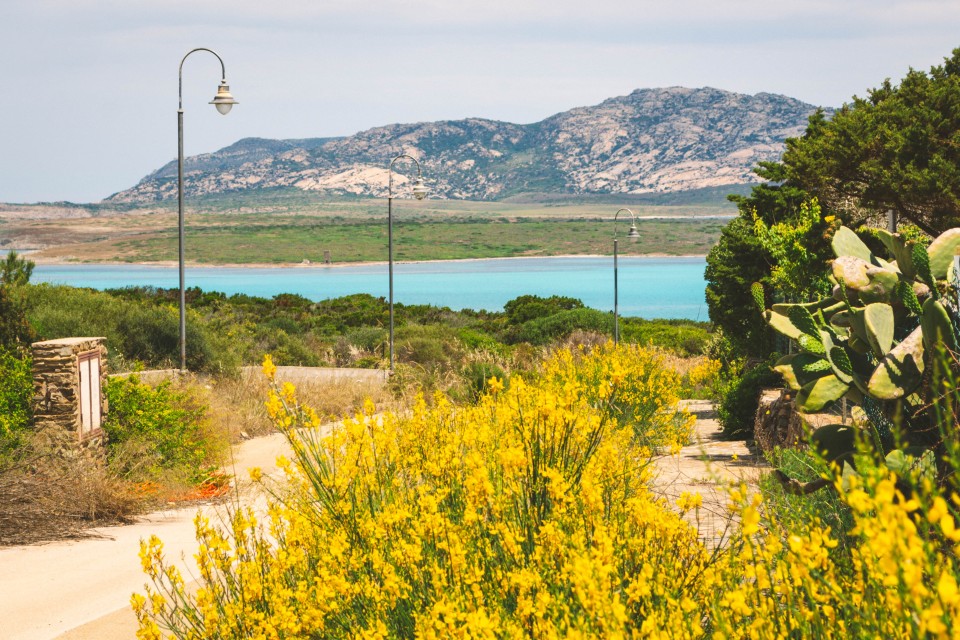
[107,87,827,204]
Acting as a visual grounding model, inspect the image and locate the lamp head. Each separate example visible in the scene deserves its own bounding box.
[627,223,640,241]
[412,177,429,200]
[210,80,238,115]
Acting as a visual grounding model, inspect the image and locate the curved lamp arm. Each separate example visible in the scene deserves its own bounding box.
[388,153,424,199]
[179,47,228,110]
[613,207,637,240]
[178,47,237,115]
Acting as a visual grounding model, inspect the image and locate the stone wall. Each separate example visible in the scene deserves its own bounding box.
[754,388,806,455]
[31,337,108,451]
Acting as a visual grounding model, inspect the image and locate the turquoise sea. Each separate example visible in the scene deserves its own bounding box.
[30,257,709,320]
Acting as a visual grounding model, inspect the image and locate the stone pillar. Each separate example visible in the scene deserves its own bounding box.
[31,337,108,450]
[753,388,805,454]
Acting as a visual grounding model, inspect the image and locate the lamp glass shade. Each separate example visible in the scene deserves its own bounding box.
[210,81,238,115]
[627,224,640,240]
[412,178,429,200]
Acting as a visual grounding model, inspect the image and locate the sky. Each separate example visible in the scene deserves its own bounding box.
[1,0,959,203]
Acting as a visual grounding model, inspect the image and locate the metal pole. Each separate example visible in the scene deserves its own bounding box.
[386,153,424,374]
[178,109,186,372]
[388,193,394,372]
[614,237,619,345]
[175,47,232,373]
[612,208,635,346]
[888,209,897,234]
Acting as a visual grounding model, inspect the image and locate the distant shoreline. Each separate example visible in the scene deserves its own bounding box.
[27,253,708,269]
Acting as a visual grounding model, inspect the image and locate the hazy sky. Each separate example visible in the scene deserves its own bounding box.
[2,0,958,203]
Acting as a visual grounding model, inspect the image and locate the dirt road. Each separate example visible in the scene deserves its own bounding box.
[1,401,764,639]
[0,431,294,640]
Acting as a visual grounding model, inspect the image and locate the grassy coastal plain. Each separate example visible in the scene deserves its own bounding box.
[0,191,733,264]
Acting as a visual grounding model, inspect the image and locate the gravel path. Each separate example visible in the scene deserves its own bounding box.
[652,399,768,547]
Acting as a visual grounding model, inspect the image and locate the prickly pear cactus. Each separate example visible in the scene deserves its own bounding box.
[759,225,960,413]
[759,224,960,491]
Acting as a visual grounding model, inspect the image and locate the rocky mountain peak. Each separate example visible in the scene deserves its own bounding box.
[108,87,827,203]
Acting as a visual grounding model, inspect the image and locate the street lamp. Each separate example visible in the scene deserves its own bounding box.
[177,48,237,372]
[387,153,428,372]
[613,208,640,345]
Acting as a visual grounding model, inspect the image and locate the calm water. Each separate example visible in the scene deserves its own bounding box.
[29,257,709,320]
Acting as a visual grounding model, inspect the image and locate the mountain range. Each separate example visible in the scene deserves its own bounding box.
[108,86,826,203]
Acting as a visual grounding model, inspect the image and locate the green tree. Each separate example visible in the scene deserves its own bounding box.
[708,47,960,358]
[0,251,34,287]
[704,216,774,358]
[0,251,35,350]
[751,199,836,301]
[782,48,960,236]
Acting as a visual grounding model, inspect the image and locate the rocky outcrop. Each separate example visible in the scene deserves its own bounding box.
[108,87,827,203]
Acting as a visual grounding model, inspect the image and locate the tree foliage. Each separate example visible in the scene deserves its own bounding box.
[783,48,960,236]
[707,47,960,358]
[705,217,775,358]
[0,251,35,350]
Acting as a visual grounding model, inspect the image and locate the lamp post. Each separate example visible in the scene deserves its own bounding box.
[387,154,428,372]
[613,208,640,345]
[177,48,237,372]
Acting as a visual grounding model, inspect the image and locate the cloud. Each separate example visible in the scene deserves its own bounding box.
[2,0,959,201]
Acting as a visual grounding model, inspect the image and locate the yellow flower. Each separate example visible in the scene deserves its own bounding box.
[262,353,277,380]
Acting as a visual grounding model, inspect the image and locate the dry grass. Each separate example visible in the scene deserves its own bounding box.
[203,369,398,441]
[0,432,144,546]
[0,368,397,546]
[659,353,710,377]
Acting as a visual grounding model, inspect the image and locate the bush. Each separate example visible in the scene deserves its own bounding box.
[345,326,387,354]
[504,294,584,325]
[137,345,701,638]
[620,319,712,356]
[512,308,612,345]
[716,358,781,437]
[0,350,32,446]
[103,376,225,484]
[394,324,464,368]
[138,344,960,638]
[27,284,233,373]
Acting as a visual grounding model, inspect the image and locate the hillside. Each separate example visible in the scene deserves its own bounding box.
[108,87,825,203]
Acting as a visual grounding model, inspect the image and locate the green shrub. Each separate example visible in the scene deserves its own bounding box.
[716,358,780,437]
[512,308,612,345]
[460,360,507,402]
[252,328,322,367]
[313,294,388,332]
[345,326,387,353]
[620,319,712,356]
[264,316,304,336]
[395,324,464,368]
[0,350,32,443]
[504,294,584,325]
[27,284,231,373]
[103,376,225,484]
[456,327,505,355]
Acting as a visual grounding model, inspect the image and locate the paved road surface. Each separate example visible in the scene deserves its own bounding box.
[0,430,295,640]
[1,400,762,639]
